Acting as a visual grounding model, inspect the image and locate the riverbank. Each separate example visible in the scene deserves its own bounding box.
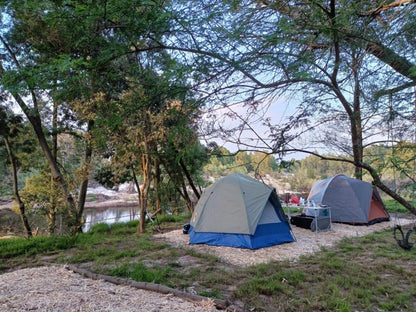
[0,184,139,237]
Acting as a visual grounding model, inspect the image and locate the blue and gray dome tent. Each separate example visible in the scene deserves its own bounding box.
[189,173,295,249]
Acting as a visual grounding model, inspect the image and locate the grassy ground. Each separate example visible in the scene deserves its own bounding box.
[1,211,416,312]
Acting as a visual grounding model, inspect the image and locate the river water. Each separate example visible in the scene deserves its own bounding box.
[82,206,140,232]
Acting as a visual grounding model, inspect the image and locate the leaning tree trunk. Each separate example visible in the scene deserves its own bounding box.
[180,181,194,214]
[160,158,194,213]
[12,92,79,224]
[2,43,79,227]
[75,120,95,233]
[179,158,200,199]
[3,137,32,237]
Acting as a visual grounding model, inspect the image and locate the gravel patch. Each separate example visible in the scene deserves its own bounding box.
[0,266,217,312]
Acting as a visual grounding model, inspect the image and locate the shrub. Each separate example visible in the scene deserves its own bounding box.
[89,223,110,234]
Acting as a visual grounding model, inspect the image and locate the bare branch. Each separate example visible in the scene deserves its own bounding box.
[361,0,415,17]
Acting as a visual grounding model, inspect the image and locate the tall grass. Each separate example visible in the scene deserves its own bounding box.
[109,262,172,284]
[384,199,416,214]
[0,235,77,258]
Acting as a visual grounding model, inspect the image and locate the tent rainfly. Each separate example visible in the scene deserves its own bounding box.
[307,174,390,225]
[189,173,295,249]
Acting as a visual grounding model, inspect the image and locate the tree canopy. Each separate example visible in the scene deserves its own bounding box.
[167,0,416,214]
[1,0,416,236]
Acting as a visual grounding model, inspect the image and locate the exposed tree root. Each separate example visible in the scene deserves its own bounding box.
[64,264,229,310]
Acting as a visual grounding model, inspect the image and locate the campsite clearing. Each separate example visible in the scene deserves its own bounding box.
[156,217,414,267]
[1,215,415,311]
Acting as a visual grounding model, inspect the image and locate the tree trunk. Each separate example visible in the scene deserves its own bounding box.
[179,158,200,199]
[153,157,162,214]
[76,120,95,233]
[359,161,416,215]
[131,166,141,220]
[351,58,364,180]
[49,102,58,235]
[180,181,194,214]
[47,210,57,234]
[160,158,194,212]
[131,147,152,233]
[138,149,152,233]
[3,137,32,237]
[138,188,148,233]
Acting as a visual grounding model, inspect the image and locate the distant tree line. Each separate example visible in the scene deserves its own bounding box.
[203,145,279,178]
[286,143,416,197]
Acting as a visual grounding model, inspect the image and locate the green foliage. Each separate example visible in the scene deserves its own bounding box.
[204,148,279,178]
[286,154,355,193]
[0,0,194,234]
[0,107,41,197]
[20,171,64,210]
[364,143,416,197]
[19,170,76,234]
[93,166,115,188]
[93,165,132,188]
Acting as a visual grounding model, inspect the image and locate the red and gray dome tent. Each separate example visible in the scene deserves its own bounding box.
[307,174,390,225]
[189,173,295,249]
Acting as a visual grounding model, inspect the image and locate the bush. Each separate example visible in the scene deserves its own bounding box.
[158,214,190,224]
[89,223,110,234]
